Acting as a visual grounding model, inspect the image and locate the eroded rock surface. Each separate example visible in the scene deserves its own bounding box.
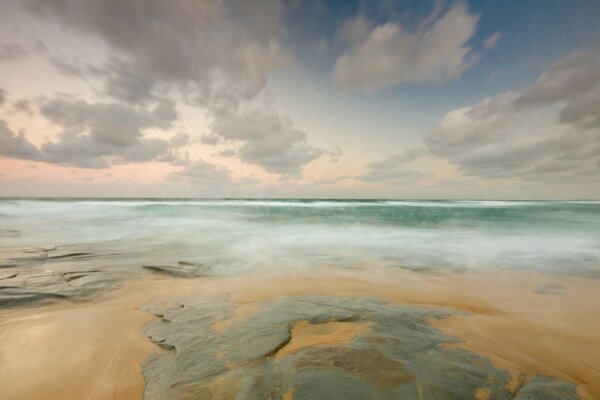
[142,296,581,400]
[513,375,579,399]
[0,245,130,307]
[142,261,210,278]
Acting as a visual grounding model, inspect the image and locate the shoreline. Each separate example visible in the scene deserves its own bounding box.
[0,267,598,399]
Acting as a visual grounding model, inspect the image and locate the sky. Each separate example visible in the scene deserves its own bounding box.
[0,0,599,199]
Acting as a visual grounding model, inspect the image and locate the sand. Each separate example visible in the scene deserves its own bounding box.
[0,266,598,399]
[276,320,372,358]
[0,295,156,400]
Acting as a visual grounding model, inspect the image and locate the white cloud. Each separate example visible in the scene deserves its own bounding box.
[483,32,501,49]
[426,49,600,183]
[333,3,479,89]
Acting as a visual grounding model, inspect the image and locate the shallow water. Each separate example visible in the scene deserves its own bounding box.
[1,198,598,277]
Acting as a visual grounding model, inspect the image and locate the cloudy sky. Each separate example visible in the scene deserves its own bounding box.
[0,0,599,199]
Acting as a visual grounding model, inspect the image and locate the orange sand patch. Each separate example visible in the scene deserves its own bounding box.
[283,387,295,400]
[276,320,371,358]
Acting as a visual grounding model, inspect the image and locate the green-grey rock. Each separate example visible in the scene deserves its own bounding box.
[141,295,583,400]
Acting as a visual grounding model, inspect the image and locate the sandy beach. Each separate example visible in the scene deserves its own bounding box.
[1,266,598,399]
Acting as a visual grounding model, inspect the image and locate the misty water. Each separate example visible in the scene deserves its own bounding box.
[1,199,598,278]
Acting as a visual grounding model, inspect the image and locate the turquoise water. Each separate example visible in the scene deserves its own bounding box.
[1,199,599,277]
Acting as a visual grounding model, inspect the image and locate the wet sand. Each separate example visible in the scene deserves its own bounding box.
[0,294,156,400]
[0,266,598,399]
[276,320,372,358]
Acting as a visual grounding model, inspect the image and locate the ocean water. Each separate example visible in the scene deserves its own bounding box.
[0,199,599,277]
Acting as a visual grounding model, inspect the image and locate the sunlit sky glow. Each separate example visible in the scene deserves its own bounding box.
[0,0,599,199]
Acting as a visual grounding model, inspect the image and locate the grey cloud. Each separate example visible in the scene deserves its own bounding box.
[40,97,177,147]
[0,97,187,169]
[516,50,600,129]
[103,61,156,104]
[46,56,102,78]
[0,43,28,61]
[426,49,600,183]
[0,120,43,161]
[39,133,176,169]
[39,97,183,168]
[210,106,323,178]
[17,0,291,177]
[13,99,33,114]
[314,175,350,185]
[334,3,479,89]
[167,159,231,185]
[169,132,190,148]
[31,0,289,102]
[0,88,5,105]
[359,150,429,184]
[217,149,237,158]
[200,134,223,146]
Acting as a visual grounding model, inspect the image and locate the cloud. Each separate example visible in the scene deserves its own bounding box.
[313,175,350,185]
[2,1,297,182]
[12,99,33,114]
[31,0,289,103]
[333,3,479,89]
[168,132,190,148]
[0,43,27,61]
[0,97,187,169]
[40,97,176,147]
[0,88,5,105]
[516,50,600,130]
[483,32,501,49]
[359,149,429,184]
[217,149,237,158]
[426,49,600,183]
[102,61,157,105]
[40,97,184,168]
[167,159,231,185]
[200,134,223,146]
[0,120,43,161]
[209,106,324,178]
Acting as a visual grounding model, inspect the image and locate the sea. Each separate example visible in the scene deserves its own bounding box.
[0,199,599,278]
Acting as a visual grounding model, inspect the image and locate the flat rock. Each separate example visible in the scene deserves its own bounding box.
[0,243,142,308]
[141,296,582,400]
[0,265,128,308]
[143,261,210,278]
[513,374,579,399]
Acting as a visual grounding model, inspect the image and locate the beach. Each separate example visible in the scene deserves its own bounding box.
[0,199,598,399]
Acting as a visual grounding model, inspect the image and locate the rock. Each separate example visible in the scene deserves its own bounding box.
[534,283,565,295]
[513,374,580,399]
[141,295,581,400]
[0,266,128,308]
[0,243,139,308]
[142,261,210,278]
